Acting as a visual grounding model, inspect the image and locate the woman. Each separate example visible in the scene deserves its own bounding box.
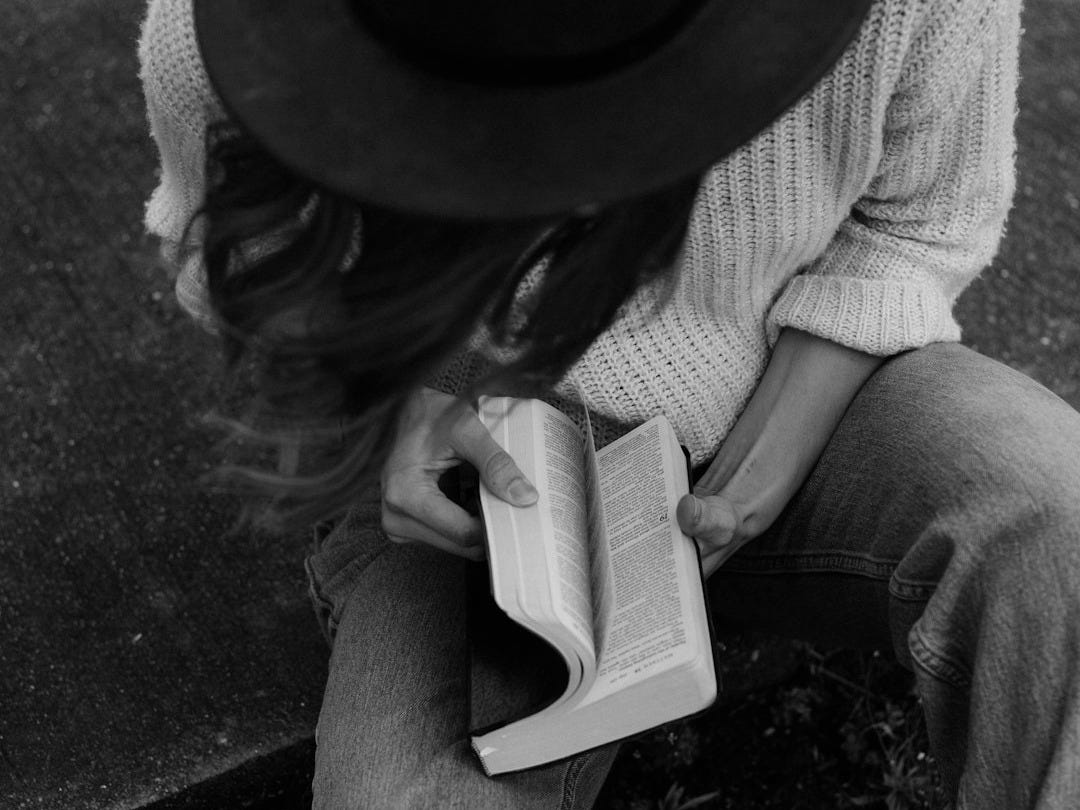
[140,0,1080,807]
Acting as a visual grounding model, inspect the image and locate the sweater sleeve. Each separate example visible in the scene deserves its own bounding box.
[768,0,1020,356]
[138,0,221,329]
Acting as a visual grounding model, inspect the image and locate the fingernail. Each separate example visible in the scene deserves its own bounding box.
[690,496,702,527]
[508,477,537,505]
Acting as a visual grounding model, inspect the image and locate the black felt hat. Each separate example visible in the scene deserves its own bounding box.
[194,0,871,219]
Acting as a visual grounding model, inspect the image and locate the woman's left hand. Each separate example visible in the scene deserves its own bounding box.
[676,492,745,576]
[674,328,885,577]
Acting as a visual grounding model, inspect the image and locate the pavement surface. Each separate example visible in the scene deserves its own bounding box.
[1,3,326,809]
[0,1,1077,809]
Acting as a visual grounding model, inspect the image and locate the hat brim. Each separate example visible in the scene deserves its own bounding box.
[194,0,871,219]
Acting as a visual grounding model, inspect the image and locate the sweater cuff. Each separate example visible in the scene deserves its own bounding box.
[768,275,961,357]
[174,253,218,332]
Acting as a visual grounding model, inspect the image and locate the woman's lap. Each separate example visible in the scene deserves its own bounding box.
[308,343,1080,808]
[712,342,1080,805]
[712,342,1080,650]
[307,501,617,809]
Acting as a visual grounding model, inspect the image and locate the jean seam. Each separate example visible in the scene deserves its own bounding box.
[559,751,588,810]
[721,549,898,580]
[306,543,392,646]
[305,554,337,646]
[909,624,971,689]
[336,546,388,611]
[888,575,938,602]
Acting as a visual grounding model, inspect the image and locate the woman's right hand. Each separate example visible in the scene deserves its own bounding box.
[380,388,538,560]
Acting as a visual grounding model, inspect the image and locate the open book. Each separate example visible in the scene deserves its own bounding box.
[471,396,717,775]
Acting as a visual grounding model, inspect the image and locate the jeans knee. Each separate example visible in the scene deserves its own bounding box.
[938,493,1079,688]
[1025,487,1080,602]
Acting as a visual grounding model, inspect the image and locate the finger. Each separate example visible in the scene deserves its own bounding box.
[450,413,537,506]
[383,521,486,562]
[382,477,484,548]
[382,504,483,549]
[676,493,739,549]
[699,547,730,578]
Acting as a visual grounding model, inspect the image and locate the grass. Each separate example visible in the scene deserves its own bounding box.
[597,645,951,810]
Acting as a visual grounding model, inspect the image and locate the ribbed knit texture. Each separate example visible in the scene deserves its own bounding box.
[140,0,1020,465]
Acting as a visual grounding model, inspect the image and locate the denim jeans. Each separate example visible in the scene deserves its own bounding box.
[305,344,1080,809]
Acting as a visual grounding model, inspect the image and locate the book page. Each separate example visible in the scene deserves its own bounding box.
[536,405,596,652]
[580,405,613,660]
[592,419,692,691]
[477,397,592,697]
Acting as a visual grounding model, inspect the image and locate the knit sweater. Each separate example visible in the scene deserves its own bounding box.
[139,0,1020,467]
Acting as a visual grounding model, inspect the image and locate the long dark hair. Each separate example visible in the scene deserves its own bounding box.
[196,125,700,531]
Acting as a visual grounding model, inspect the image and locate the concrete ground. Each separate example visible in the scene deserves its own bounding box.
[1,3,326,808]
[1,1,1077,808]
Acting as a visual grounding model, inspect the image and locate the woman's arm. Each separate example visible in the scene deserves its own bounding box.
[677,327,884,575]
[681,1,1022,574]
[139,0,224,329]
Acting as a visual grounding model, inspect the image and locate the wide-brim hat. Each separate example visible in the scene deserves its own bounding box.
[194,0,871,219]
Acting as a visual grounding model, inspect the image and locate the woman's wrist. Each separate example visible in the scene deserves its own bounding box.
[697,328,885,542]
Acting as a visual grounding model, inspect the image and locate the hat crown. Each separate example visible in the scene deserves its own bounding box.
[351,0,707,82]
[196,0,872,217]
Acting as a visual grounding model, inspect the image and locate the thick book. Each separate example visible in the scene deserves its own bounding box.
[470,396,718,775]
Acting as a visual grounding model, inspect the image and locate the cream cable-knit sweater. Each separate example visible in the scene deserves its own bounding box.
[139,0,1020,466]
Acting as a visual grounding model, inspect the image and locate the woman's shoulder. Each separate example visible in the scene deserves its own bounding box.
[868,0,1019,66]
[138,0,224,131]
[864,0,1021,123]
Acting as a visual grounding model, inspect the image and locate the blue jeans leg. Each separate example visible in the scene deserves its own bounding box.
[307,343,1080,808]
[711,343,1080,808]
[306,499,617,810]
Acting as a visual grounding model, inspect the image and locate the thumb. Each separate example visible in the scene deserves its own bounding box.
[452,415,538,507]
[677,493,739,550]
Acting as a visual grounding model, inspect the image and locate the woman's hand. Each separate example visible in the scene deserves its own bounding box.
[676,492,744,577]
[380,388,538,560]
[675,329,885,576]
